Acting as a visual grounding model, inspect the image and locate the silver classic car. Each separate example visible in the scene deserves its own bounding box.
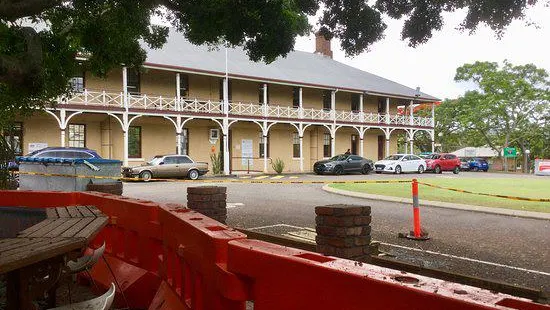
[122,155,208,181]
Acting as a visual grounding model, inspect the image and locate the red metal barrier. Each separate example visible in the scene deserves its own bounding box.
[1,190,548,310]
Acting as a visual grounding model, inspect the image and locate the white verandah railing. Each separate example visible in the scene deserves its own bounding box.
[59,90,433,127]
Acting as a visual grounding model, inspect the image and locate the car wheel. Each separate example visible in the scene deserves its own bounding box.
[472,167,479,172]
[483,169,488,172]
[434,165,441,174]
[395,165,402,174]
[417,165,424,174]
[375,171,382,174]
[334,166,344,175]
[453,166,460,174]
[361,165,371,175]
[188,169,199,180]
[139,171,152,182]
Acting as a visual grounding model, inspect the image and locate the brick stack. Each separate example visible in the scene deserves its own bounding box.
[315,204,372,261]
[187,186,227,223]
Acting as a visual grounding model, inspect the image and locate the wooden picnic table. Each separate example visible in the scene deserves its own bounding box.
[0,206,108,310]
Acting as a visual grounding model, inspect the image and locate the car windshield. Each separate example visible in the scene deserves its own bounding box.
[426,154,440,159]
[147,156,164,166]
[329,155,349,161]
[384,155,403,161]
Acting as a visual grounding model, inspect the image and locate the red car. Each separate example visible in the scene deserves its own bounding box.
[424,153,461,174]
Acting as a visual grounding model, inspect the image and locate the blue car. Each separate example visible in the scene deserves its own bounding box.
[468,158,489,172]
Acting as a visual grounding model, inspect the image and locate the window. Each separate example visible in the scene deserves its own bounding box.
[69,67,85,93]
[351,94,360,112]
[292,132,300,158]
[259,133,269,157]
[179,74,189,98]
[378,98,386,113]
[350,155,362,161]
[177,156,192,164]
[322,90,331,110]
[163,156,178,164]
[292,87,300,108]
[179,128,189,155]
[128,126,142,158]
[68,124,86,147]
[323,133,331,158]
[3,122,23,155]
[127,69,140,95]
[219,79,232,101]
[258,84,269,105]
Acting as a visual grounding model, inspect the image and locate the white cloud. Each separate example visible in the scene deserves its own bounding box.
[294,3,550,100]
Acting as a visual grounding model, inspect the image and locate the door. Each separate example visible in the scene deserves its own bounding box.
[377,136,384,160]
[346,155,363,171]
[176,155,193,177]
[403,155,416,172]
[351,135,359,155]
[156,156,179,177]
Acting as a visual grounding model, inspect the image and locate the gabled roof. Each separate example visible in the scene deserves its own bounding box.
[142,30,440,101]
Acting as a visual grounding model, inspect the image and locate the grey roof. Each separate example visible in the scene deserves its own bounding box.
[142,30,439,101]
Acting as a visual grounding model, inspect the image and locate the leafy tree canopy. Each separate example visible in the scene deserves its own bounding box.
[0,0,543,115]
[435,61,550,160]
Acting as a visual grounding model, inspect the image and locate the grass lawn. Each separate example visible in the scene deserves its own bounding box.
[329,178,550,213]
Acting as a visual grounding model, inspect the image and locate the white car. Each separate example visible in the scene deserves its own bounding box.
[374,154,427,174]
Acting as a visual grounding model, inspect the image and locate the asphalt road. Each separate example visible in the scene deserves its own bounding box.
[122,171,550,293]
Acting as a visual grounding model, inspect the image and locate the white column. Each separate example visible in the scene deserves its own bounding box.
[60,129,66,147]
[223,78,229,115]
[123,113,129,167]
[298,87,303,119]
[299,135,304,172]
[176,73,181,111]
[263,83,268,117]
[176,133,182,155]
[409,100,414,126]
[386,139,390,157]
[330,127,336,157]
[359,94,364,122]
[359,139,364,157]
[409,131,414,154]
[263,134,268,173]
[222,119,230,175]
[431,140,435,153]
[331,90,336,121]
[385,98,390,124]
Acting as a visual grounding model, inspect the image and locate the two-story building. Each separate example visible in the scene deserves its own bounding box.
[12,31,439,174]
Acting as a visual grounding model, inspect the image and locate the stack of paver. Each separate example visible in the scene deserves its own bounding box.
[187,186,227,224]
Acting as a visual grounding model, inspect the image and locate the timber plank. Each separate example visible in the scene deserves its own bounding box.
[0,237,62,259]
[44,218,81,238]
[77,206,94,217]
[0,237,84,274]
[66,206,82,218]
[56,207,70,218]
[46,208,58,218]
[0,238,40,252]
[87,206,105,217]
[60,218,94,238]
[75,217,108,240]
[26,218,66,238]
[18,219,55,237]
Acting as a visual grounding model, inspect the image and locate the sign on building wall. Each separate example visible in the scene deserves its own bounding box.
[535,159,550,176]
[28,143,48,153]
[241,139,253,166]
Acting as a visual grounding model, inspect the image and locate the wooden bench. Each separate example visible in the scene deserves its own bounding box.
[0,206,108,310]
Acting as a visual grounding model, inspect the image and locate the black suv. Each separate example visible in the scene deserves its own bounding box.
[313,154,374,175]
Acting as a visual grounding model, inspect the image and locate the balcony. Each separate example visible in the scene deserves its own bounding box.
[59,90,434,128]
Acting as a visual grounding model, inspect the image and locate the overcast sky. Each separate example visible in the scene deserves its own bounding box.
[293,3,550,100]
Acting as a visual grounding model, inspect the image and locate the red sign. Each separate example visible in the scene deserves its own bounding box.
[539,162,550,171]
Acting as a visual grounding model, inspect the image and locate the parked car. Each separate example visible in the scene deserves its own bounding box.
[467,158,489,172]
[374,154,426,174]
[123,155,209,181]
[313,154,374,175]
[424,153,461,174]
[460,158,471,171]
[26,147,102,159]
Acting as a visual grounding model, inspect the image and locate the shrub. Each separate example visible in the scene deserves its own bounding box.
[210,152,223,175]
[271,158,285,174]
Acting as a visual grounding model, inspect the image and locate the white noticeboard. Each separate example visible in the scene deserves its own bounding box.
[28,143,48,153]
[241,139,253,166]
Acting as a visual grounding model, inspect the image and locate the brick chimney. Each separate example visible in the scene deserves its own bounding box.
[315,32,333,58]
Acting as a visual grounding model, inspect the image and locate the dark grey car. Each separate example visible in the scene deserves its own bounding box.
[313,154,374,175]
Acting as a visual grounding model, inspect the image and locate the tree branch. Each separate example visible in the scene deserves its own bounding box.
[0,0,61,21]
